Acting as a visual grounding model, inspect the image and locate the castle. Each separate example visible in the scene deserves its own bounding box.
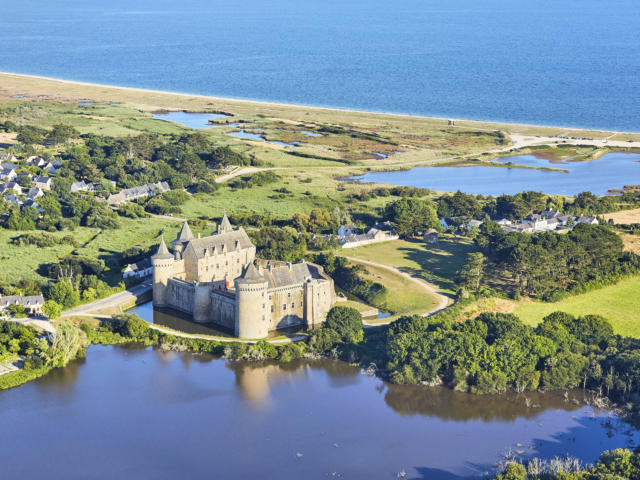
[151,215,335,338]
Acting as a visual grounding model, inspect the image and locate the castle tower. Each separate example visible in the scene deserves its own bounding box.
[172,220,194,258]
[234,263,269,339]
[151,236,174,307]
[218,212,232,234]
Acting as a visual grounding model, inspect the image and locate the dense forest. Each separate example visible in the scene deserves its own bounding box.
[476,222,640,300]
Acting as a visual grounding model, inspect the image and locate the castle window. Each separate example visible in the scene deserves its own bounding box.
[291,302,295,309]
[288,292,291,298]
[271,305,274,312]
[283,304,287,310]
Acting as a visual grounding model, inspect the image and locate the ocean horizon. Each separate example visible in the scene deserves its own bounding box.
[1,0,640,131]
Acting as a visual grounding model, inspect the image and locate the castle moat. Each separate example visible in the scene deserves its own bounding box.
[0,345,637,480]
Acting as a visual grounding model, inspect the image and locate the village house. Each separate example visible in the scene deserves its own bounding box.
[0,295,45,316]
[107,181,170,206]
[1,182,22,195]
[23,199,43,213]
[577,216,599,225]
[33,176,52,190]
[27,156,47,168]
[4,195,22,206]
[70,180,95,193]
[27,187,44,200]
[0,164,17,181]
[123,258,154,280]
[340,227,399,249]
[45,161,61,174]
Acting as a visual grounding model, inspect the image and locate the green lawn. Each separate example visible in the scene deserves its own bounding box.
[353,260,440,320]
[512,276,640,338]
[345,236,477,295]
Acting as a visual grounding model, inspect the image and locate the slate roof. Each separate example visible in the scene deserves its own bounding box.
[107,181,170,204]
[240,259,328,289]
[176,221,194,242]
[127,258,153,272]
[152,236,173,260]
[219,212,232,232]
[0,295,44,308]
[184,228,253,259]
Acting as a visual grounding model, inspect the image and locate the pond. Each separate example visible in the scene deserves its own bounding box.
[0,345,635,479]
[228,130,298,147]
[152,111,229,129]
[353,153,640,196]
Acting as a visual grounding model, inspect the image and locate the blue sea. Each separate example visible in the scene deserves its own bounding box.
[1,0,640,131]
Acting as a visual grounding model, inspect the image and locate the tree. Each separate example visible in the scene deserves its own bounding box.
[457,252,486,292]
[324,306,363,343]
[16,126,45,146]
[47,124,78,145]
[48,281,79,309]
[385,197,439,237]
[43,300,62,319]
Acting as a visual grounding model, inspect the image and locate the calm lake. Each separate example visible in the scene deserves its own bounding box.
[355,153,640,196]
[0,345,636,480]
[2,0,640,131]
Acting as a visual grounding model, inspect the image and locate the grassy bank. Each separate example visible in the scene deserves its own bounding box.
[464,276,640,338]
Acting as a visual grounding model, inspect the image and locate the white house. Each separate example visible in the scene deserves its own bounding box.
[70,180,95,193]
[123,258,153,279]
[27,187,44,200]
[577,216,599,225]
[0,295,45,315]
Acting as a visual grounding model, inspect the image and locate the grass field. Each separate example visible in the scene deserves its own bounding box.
[355,262,440,321]
[344,236,477,295]
[0,216,186,286]
[603,208,640,224]
[464,276,640,338]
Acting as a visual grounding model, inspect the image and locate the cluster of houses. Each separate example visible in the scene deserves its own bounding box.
[0,294,45,317]
[459,209,599,234]
[1,157,56,212]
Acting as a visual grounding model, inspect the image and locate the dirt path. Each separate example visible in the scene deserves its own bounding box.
[345,257,451,326]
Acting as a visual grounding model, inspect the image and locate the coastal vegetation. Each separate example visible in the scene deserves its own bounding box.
[492,449,640,480]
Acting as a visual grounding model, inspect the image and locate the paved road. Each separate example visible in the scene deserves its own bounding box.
[62,280,152,317]
[345,256,451,326]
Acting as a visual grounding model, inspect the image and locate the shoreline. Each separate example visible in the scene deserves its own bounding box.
[2,71,639,135]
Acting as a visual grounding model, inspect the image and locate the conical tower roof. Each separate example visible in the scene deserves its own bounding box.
[218,212,232,233]
[177,220,194,242]
[237,262,265,284]
[152,236,173,260]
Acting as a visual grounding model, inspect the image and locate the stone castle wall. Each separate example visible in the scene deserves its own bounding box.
[167,278,195,315]
[210,290,236,331]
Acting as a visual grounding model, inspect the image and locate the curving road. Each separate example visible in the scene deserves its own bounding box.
[345,256,451,326]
